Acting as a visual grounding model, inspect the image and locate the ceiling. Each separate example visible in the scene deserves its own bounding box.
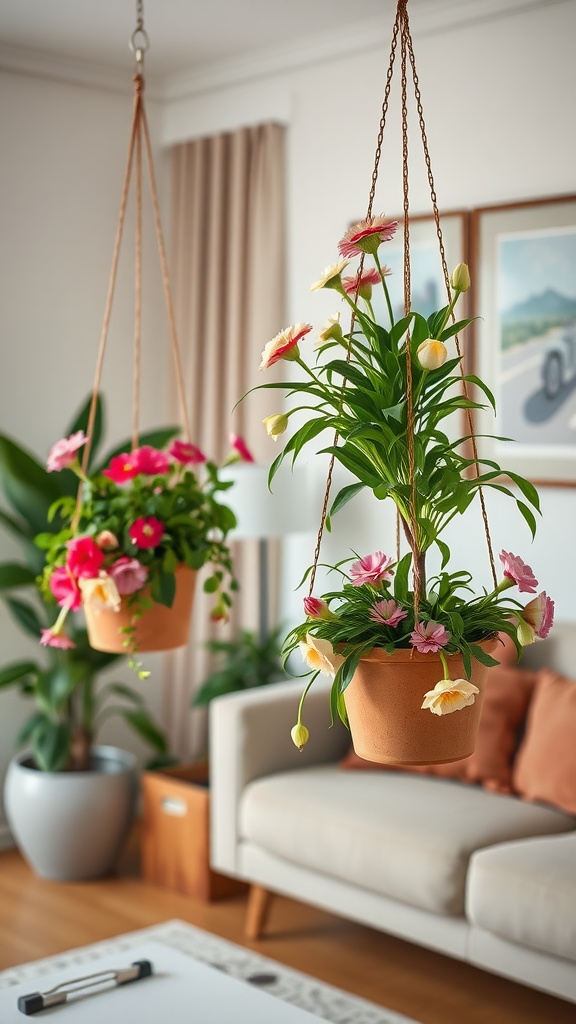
[0,0,563,92]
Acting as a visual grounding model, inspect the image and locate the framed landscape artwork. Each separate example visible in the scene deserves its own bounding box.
[471,195,576,486]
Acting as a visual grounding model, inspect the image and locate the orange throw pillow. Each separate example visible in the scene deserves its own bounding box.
[512,669,576,815]
[341,664,537,794]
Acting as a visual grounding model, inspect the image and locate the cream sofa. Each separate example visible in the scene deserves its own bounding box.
[210,624,576,1004]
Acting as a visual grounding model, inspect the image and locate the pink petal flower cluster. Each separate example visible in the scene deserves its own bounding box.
[169,439,206,465]
[66,537,105,578]
[260,323,312,370]
[499,551,538,593]
[46,431,87,473]
[410,620,451,653]
[369,599,408,628]
[349,551,394,587]
[521,591,555,640]
[49,566,82,611]
[40,628,76,650]
[129,516,165,549]
[102,452,139,483]
[338,215,398,259]
[341,267,383,298]
[229,434,255,463]
[108,556,149,595]
[102,445,171,483]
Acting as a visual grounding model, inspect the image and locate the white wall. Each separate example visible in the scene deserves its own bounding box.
[0,70,171,846]
[1,1,575,844]
[162,0,576,628]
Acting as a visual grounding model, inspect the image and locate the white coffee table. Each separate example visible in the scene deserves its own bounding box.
[0,941,329,1023]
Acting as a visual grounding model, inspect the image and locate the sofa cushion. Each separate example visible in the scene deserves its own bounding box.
[341,663,536,793]
[467,833,576,961]
[239,766,575,916]
[513,669,576,815]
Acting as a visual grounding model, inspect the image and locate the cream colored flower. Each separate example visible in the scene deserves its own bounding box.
[450,263,471,293]
[311,260,349,292]
[417,339,447,370]
[299,633,344,678]
[79,572,121,613]
[263,413,289,440]
[291,723,310,751]
[421,678,479,716]
[317,312,343,346]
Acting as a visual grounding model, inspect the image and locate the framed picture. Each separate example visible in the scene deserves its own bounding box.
[369,210,469,325]
[471,195,576,486]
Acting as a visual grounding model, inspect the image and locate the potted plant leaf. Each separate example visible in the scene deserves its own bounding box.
[0,395,176,879]
[193,625,285,709]
[250,216,554,765]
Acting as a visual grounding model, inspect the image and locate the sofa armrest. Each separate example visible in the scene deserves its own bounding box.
[209,678,349,875]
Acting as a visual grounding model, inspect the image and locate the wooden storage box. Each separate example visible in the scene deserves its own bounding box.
[140,761,245,902]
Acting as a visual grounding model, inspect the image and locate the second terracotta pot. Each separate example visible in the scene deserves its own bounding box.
[343,638,499,766]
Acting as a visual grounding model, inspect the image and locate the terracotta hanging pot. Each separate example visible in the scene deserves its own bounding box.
[343,637,499,766]
[84,565,197,654]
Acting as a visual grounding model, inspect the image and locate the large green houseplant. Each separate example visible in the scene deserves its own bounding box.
[0,395,171,773]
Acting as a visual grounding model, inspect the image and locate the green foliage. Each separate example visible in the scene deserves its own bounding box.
[193,627,285,706]
[0,395,171,771]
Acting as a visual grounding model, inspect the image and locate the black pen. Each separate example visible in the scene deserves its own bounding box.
[17,959,153,1015]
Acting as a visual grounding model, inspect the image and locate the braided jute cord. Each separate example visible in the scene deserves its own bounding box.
[74,71,192,528]
[308,0,497,606]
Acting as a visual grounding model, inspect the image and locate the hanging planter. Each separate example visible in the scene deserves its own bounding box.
[244,0,555,764]
[343,638,499,765]
[36,5,237,666]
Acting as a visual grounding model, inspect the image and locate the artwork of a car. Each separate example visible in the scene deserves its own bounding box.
[542,323,576,399]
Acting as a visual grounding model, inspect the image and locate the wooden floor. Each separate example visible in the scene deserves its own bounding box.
[0,834,573,1024]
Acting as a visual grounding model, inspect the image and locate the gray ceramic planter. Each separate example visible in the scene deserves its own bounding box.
[4,745,137,881]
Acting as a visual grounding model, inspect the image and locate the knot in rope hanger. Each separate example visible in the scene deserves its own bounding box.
[75,0,191,525]
[307,0,497,616]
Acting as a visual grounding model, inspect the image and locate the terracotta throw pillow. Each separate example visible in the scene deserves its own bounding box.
[340,663,537,794]
[512,669,576,815]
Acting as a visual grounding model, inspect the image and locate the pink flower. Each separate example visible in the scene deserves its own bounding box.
[169,440,206,465]
[66,536,105,579]
[229,434,255,463]
[338,215,399,259]
[108,556,149,596]
[40,628,75,650]
[303,596,332,619]
[499,550,538,593]
[410,620,451,653]
[369,599,408,627]
[46,431,87,473]
[521,591,555,639]
[341,267,383,298]
[133,445,170,476]
[102,452,139,483]
[260,323,313,370]
[129,516,165,549]
[49,566,82,611]
[349,551,394,587]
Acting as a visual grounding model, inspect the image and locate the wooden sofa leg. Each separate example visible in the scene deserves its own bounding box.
[245,884,274,940]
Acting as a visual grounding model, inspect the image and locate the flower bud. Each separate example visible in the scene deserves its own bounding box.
[417,339,447,371]
[303,596,332,619]
[450,263,471,293]
[318,313,344,345]
[516,617,536,647]
[263,413,288,441]
[95,529,119,551]
[291,722,310,751]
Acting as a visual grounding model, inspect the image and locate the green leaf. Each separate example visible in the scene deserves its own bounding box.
[328,483,366,521]
[0,434,63,533]
[469,643,500,668]
[33,720,71,772]
[506,471,541,512]
[435,538,451,569]
[516,500,537,539]
[0,563,37,589]
[203,575,219,594]
[151,570,177,607]
[162,548,178,574]
[122,709,168,753]
[5,596,44,638]
[0,660,39,688]
[438,317,475,342]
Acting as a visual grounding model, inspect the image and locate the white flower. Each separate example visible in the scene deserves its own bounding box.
[79,572,121,613]
[299,634,344,678]
[310,260,349,292]
[421,678,479,716]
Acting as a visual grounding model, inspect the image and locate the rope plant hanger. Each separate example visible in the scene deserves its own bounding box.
[252,0,545,765]
[40,0,236,664]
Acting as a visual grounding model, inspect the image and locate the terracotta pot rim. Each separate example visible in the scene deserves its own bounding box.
[357,635,500,664]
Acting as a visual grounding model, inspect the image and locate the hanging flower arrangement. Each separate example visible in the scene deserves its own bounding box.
[37,433,237,671]
[253,215,554,755]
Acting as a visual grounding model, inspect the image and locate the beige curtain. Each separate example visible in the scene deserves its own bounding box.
[162,122,286,758]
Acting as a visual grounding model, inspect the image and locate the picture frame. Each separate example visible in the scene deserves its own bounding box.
[471,194,576,486]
